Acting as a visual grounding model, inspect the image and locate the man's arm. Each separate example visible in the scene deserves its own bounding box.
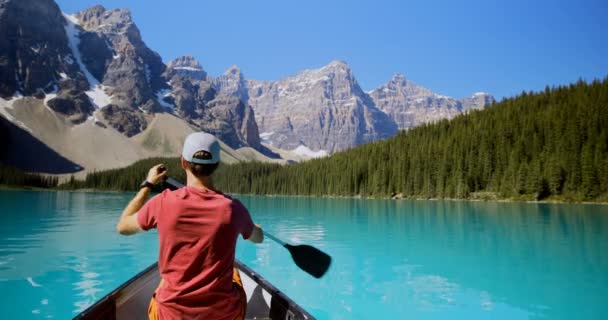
[116,188,150,235]
[248,224,264,243]
[116,164,167,235]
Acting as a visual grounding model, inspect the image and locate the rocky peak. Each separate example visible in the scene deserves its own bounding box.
[0,0,84,98]
[71,4,168,134]
[324,60,349,70]
[167,55,207,81]
[378,73,435,98]
[225,65,243,78]
[213,65,248,102]
[245,60,397,152]
[76,7,134,33]
[369,75,494,129]
[461,92,495,111]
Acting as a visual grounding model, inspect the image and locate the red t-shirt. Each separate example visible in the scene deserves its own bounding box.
[137,186,254,320]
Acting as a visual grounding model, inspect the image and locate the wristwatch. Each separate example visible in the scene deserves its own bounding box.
[139,180,155,190]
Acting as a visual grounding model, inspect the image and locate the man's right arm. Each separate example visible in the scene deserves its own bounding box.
[248,224,264,244]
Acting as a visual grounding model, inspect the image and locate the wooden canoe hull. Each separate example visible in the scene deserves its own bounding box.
[73,260,315,320]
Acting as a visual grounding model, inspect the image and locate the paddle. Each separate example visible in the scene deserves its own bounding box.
[162,177,332,279]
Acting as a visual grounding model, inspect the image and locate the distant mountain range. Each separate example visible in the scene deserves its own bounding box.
[0,0,493,173]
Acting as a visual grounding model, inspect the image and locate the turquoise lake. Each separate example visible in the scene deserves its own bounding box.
[0,190,607,319]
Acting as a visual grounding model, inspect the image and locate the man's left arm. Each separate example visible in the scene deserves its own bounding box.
[116,164,167,235]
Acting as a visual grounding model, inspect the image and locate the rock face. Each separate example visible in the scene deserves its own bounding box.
[213,65,249,102]
[0,0,92,123]
[74,6,169,133]
[461,92,494,111]
[202,96,261,150]
[165,56,261,150]
[243,61,398,152]
[369,74,494,129]
[0,0,494,161]
[166,55,207,81]
[0,1,169,130]
[0,0,71,97]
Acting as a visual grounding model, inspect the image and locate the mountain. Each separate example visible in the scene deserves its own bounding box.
[213,61,492,153]
[0,0,494,175]
[0,1,275,174]
[0,0,95,124]
[165,56,262,150]
[167,55,207,81]
[242,61,398,153]
[369,74,494,129]
[204,78,608,202]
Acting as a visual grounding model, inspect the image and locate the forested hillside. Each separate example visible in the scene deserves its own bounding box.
[0,164,58,188]
[61,78,608,202]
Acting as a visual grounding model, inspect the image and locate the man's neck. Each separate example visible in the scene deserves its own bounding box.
[186,172,214,191]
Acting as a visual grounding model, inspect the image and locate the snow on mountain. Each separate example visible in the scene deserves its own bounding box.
[62,13,112,109]
[292,145,329,158]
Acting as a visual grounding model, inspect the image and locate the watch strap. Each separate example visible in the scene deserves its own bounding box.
[140,180,155,189]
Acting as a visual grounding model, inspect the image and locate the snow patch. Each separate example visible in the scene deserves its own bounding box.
[64,13,78,24]
[63,13,112,109]
[173,66,203,71]
[86,86,112,109]
[42,85,60,112]
[155,89,173,109]
[259,132,274,145]
[292,145,328,158]
[473,92,488,96]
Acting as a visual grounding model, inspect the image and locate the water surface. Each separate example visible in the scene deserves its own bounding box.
[0,190,607,319]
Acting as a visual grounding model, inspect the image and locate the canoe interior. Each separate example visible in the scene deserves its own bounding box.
[73,260,315,320]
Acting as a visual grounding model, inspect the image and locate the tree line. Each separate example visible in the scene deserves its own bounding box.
[0,163,59,188]
[38,78,608,202]
[214,78,608,202]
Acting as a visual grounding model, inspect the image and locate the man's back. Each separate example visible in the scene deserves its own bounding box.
[137,186,253,320]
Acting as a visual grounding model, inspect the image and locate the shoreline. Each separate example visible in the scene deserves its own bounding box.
[2,184,606,205]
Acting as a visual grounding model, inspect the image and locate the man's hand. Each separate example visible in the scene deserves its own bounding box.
[248,224,264,244]
[146,164,168,185]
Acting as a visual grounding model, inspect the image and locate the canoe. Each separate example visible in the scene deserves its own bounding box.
[73,260,315,320]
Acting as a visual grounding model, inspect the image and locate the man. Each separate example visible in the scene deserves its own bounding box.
[116,132,264,320]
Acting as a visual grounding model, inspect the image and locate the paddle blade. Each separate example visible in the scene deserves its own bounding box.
[285,244,332,278]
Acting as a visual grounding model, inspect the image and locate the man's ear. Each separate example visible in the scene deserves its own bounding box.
[181,157,188,170]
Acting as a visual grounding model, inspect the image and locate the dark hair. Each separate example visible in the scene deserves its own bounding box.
[186,151,219,177]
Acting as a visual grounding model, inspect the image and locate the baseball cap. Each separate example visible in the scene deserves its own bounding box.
[182,132,220,164]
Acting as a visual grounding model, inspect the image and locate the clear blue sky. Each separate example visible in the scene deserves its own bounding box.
[56,0,608,100]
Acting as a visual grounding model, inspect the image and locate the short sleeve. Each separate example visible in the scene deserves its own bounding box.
[137,193,162,231]
[232,199,254,239]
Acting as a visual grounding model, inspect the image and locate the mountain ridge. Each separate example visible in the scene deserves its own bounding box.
[0,0,494,174]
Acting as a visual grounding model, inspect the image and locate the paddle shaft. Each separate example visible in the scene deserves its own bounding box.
[262,231,286,247]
